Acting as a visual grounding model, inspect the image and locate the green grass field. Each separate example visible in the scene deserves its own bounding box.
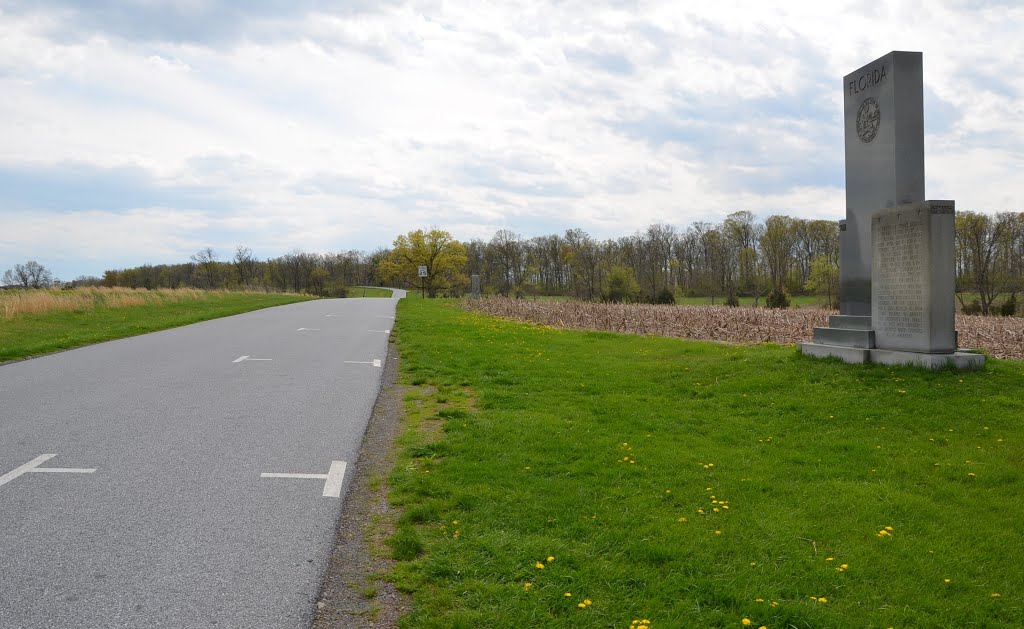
[386,298,1024,628]
[674,294,823,308]
[0,290,313,362]
[352,286,394,298]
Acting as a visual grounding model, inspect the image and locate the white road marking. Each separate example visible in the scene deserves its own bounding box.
[233,356,272,363]
[368,329,391,333]
[260,473,327,479]
[324,314,344,317]
[296,328,320,331]
[343,360,382,368]
[375,316,395,319]
[322,461,347,497]
[260,460,347,498]
[0,454,97,489]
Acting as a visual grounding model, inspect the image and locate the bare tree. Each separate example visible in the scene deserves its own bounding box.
[233,246,258,287]
[190,247,220,289]
[955,211,1016,315]
[3,261,54,289]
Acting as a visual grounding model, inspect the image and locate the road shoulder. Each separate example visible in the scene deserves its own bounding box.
[312,341,411,628]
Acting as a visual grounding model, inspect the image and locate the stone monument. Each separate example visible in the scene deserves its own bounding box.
[799,51,983,369]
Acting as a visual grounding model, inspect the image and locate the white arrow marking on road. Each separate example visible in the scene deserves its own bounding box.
[233,356,272,363]
[260,460,347,497]
[0,454,97,489]
[343,359,382,367]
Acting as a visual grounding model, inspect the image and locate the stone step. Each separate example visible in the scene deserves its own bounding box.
[811,327,875,348]
[799,342,870,364]
[828,315,873,330]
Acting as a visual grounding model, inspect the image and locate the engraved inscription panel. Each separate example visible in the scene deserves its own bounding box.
[874,217,926,342]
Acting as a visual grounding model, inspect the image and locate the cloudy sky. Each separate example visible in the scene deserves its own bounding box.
[2,1,1022,280]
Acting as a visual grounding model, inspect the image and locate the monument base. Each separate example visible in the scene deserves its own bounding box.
[798,342,871,363]
[869,349,984,370]
[799,343,984,370]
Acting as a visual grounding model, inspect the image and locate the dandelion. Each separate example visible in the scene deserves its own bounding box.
[817,597,828,603]
[524,582,533,591]
[742,620,752,626]
[992,593,1001,597]
[826,557,834,562]
[578,602,587,608]
[584,599,592,605]
[755,598,764,602]
[968,472,976,478]
[565,592,571,597]
[547,556,555,562]
[943,579,951,584]
[678,517,688,523]
[714,530,722,535]
[535,562,545,569]
[770,601,779,607]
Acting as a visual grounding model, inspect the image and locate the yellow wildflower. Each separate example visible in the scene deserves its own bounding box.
[564,592,571,597]
[535,562,545,569]
[742,620,752,626]
[547,556,555,562]
[817,597,828,603]
[524,582,533,590]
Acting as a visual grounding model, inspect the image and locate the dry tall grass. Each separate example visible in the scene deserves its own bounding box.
[463,297,1024,360]
[1,287,211,320]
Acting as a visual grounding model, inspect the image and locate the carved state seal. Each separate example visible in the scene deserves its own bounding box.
[856,97,880,143]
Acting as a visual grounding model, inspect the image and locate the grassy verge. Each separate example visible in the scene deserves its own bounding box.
[352,287,394,298]
[386,298,1023,628]
[674,294,823,308]
[0,289,313,362]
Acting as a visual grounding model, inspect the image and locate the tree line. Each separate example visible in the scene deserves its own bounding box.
[5,211,1022,314]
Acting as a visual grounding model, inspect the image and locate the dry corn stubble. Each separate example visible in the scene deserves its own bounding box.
[463,297,1024,360]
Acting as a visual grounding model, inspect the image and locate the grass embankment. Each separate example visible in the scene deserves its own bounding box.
[386,298,1024,628]
[352,286,394,298]
[0,287,313,362]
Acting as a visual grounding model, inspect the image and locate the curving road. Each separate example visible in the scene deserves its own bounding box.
[0,291,405,628]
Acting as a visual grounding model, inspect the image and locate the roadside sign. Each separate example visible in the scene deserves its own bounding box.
[418,266,428,277]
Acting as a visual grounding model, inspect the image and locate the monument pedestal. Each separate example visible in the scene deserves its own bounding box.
[801,201,984,370]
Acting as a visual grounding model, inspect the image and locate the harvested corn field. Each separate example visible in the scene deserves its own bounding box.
[462,297,1024,360]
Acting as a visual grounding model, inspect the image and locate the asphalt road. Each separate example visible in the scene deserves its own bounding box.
[0,291,405,628]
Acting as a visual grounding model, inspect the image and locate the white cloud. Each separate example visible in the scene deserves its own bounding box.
[1,1,1022,278]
